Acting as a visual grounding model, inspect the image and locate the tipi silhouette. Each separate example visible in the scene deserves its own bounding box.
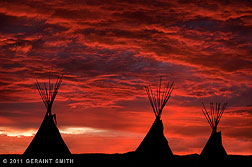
[135,79,173,159]
[200,102,228,159]
[24,75,71,156]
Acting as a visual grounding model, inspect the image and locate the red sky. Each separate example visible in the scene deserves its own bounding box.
[0,0,252,155]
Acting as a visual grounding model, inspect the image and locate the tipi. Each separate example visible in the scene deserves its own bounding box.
[24,75,71,156]
[135,79,174,159]
[200,102,228,159]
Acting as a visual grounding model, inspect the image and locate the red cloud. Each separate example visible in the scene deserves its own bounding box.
[0,0,252,155]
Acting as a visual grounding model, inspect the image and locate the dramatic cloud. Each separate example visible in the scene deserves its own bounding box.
[0,0,252,155]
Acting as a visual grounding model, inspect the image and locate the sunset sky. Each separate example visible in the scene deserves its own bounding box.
[0,0,252,155]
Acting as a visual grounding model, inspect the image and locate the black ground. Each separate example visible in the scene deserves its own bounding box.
[0,153,251,167]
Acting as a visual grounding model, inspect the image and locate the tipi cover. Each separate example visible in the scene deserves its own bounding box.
[136,117,173,157]
[200,131,227,159]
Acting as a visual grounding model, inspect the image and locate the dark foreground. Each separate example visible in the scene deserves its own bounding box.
[0,153,251,167]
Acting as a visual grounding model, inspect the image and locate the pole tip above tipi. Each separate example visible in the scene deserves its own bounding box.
[201,102,228,133]
[145,79,174,119]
